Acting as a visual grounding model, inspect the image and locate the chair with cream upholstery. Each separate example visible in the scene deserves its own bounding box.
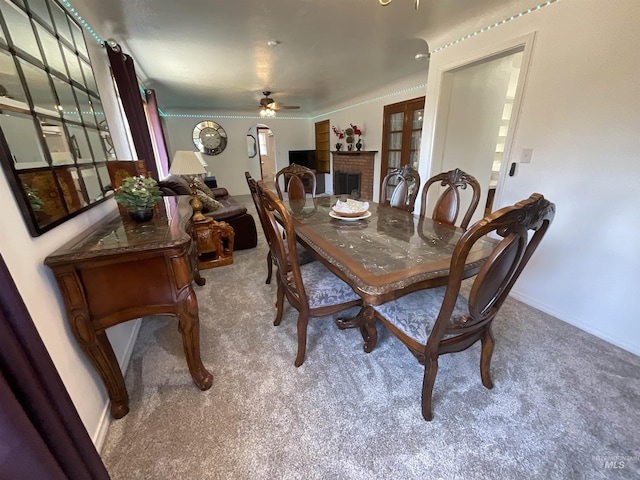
[257,183,362,367]
[419,168,481,229]
[371,193,555,420]
[380,165,421,213]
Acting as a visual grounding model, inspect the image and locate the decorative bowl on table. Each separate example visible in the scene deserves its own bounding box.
[331,199,370,219]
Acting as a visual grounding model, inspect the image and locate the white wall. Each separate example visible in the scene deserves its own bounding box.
[0,34,139,445]
[312,70,429,200]
[163,114,313,195]
[420,0,640,354]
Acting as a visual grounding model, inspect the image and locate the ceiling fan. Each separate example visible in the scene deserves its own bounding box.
[259,91,300,112]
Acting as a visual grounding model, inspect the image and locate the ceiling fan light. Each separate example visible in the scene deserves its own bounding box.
[260,106,275,118]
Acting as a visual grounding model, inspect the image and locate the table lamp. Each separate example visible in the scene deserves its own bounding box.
[169,150,207,221]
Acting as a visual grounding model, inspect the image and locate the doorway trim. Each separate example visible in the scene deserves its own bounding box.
[427,31,537,218]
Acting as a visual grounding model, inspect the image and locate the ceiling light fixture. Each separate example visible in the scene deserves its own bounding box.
[414,53,430,61]
[267,40,280,47]
[379,0,420,9]
[260,106,276,118]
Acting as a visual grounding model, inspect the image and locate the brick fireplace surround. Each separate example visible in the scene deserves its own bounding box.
[331,150,377,200]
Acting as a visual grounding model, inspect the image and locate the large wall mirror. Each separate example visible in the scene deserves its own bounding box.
[0,0,115,236]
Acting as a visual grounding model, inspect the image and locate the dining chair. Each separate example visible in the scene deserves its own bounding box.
[275,163,316,201]
[380,165,421,213]
[245,172,314,284]
[245,171,278,284]
[370,193,555,421]
[258,184,362,367]
[419,168,481,229]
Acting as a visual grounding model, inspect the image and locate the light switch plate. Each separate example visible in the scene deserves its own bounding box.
[521,148,533,163]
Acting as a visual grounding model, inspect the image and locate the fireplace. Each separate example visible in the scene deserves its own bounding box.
[331,150,377,200]
[334,172,361,196]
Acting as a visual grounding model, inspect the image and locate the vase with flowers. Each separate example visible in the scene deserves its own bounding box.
[332,125,345,151]
[350,124,364,150]
[114,175,162,222]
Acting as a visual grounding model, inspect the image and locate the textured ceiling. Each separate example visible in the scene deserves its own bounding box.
[71,0,542,114]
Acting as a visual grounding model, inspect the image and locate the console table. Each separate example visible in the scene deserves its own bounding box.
[44,196,212,419]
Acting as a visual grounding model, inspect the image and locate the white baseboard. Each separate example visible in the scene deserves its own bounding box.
[92,318,142,450]
[509,290,640,357]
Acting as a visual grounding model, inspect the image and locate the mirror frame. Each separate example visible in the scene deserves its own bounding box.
[0,0,114,236]
[246,134,257,158]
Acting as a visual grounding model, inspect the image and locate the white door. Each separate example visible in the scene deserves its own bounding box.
[431,44,529,225]
[258,128,276,185]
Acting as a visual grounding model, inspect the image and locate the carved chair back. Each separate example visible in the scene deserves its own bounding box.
[246,171,278,284]
[258,183,309,310]
[275,163,316,201]
[258,181,362,367]
[380,165,421,212]
[374,193,555,421]
[420,168,481,229]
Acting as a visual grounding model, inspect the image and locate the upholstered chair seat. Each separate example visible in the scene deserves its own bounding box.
[300,261,361,308]
[254,181,363,367]
[369,193,555,421]
[372,287,467,345]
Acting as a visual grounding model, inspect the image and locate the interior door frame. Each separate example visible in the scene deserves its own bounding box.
[427,32,537,218]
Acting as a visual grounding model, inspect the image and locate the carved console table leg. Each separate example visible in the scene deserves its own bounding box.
[93,332,130,418]
[60,271,130,418]
[177,289,213,391]
[71,315,129,418]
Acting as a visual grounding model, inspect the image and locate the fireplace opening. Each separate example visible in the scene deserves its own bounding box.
[334,172,361,197]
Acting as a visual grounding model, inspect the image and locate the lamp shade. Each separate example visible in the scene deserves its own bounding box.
[194,151,208,168]
[169,151,206,176]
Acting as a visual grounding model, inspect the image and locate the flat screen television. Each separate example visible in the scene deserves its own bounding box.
[288,150,316,170]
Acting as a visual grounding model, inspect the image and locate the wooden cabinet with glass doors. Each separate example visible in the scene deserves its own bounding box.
[380,97,425,202]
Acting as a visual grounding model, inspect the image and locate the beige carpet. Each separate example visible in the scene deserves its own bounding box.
[100,195,640,479]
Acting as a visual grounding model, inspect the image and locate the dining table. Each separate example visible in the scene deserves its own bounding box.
[283,195,498,352]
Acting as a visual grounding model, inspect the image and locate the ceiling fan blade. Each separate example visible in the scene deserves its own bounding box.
[268,101,300,110]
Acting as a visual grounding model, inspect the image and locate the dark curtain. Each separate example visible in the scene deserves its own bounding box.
[106,44,159,180]
[145,88,170,178]
[0,254,110,479]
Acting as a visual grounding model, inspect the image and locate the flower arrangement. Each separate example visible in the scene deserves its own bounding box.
[114,175,162,211]
[332,125,345,150]
[332,125,345,140]
[350,123,363,139]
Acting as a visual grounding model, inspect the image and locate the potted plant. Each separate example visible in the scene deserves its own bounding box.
[344,126,355,150]
[114,175,162,222]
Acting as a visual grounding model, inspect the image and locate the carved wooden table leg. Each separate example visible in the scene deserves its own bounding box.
[177,288,213,391]
[335,305,367,329]
[72,316,130,418]
[335,305,378,352]
[360,306,378,353]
